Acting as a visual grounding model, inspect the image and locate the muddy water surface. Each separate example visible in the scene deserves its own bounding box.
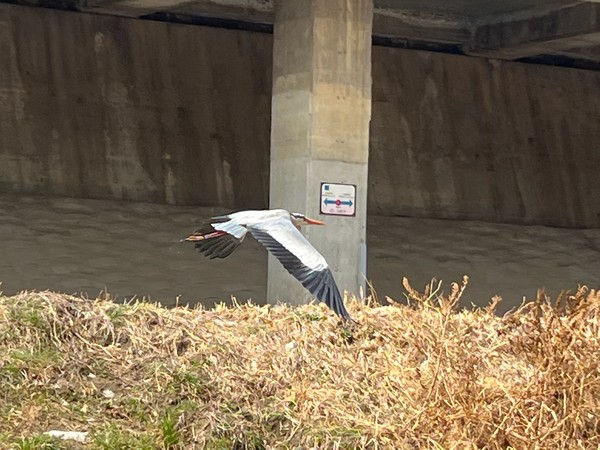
[1,194,598,314]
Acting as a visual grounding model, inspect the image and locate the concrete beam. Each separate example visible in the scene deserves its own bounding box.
[373,8,470,45]
[468,2,600,60]
[129,0,273,22]
[268,0,372,306]
[8,0,275,21]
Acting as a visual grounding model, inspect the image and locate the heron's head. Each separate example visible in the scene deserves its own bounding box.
[290,212,325,228]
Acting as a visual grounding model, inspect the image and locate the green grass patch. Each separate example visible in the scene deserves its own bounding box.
[92,424,155,450]
[12,434,63,450]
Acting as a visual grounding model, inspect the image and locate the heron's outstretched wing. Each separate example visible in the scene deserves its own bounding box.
[183,216,248,259]
[247,218,352,321]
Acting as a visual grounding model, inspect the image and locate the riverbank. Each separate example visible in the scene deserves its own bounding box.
[0,286,598,448]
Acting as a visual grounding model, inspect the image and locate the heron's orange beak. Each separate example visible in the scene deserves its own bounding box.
[303,217,325,225]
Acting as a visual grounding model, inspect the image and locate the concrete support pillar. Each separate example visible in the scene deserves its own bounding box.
[268,0,373,305]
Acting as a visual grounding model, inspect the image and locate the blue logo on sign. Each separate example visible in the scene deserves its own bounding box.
[324,185,329,190]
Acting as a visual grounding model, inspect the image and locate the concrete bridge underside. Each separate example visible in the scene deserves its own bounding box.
[6,0,600,68]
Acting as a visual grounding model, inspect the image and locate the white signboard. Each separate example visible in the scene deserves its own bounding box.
[320,182,356,216]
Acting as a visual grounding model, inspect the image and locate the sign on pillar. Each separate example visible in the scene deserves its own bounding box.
[320,182,356,216]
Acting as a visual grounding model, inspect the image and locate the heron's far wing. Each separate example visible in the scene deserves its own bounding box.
[183,216,247,259]
[247,218,352,321]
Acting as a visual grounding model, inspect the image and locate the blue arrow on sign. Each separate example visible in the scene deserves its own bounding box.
[324,198,354,207]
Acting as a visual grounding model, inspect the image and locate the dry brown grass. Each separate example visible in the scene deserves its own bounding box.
[0,279,599,449]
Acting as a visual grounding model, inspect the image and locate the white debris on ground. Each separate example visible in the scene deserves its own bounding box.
[102,389,116,399]
[44,430,89,443]
[0,193,598,314]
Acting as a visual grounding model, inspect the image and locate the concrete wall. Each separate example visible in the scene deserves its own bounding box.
[0,4,272,208]
[2,4,600,227]
[369,47,600,228]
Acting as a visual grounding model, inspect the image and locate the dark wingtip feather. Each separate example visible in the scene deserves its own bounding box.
[326,287,353,322]
[311,269,352,322]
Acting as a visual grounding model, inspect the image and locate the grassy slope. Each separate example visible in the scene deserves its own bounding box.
[0,280,599,449]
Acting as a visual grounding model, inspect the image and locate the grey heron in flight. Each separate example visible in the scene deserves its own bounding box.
[182,209,352,321]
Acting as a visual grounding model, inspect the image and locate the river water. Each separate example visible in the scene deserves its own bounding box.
[1,193,598,314]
